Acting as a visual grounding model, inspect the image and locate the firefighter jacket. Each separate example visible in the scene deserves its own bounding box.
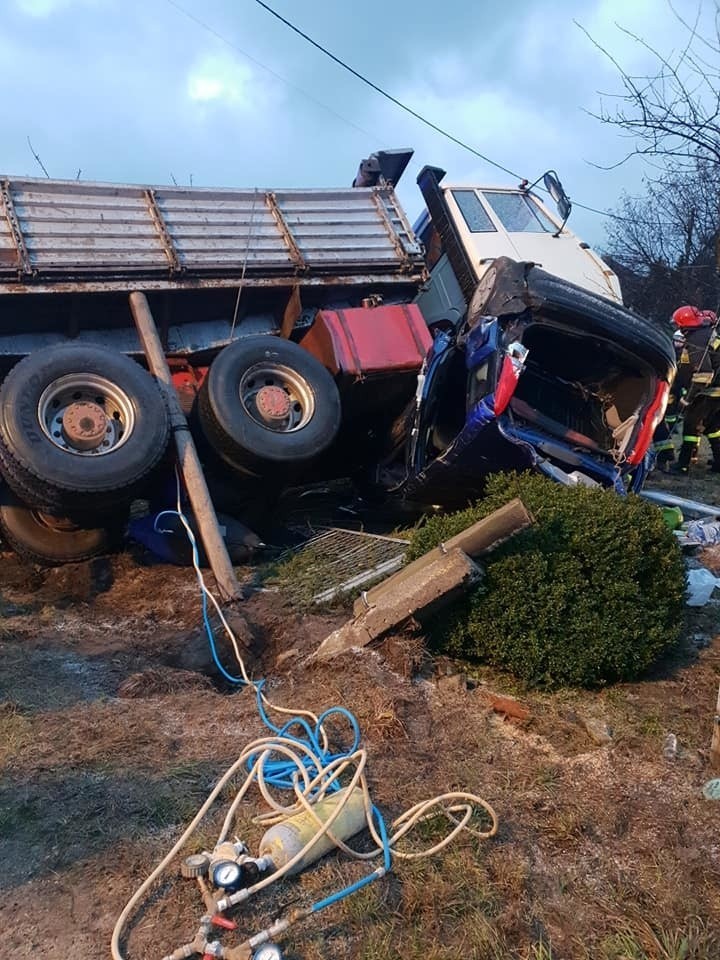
[674,323,720,397]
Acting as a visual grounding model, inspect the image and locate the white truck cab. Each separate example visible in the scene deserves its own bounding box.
[413,165,622,325]
[442,185,620,300]
[352,151,674,497]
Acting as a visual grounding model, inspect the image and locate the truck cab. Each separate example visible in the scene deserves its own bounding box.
[414,167,622,327]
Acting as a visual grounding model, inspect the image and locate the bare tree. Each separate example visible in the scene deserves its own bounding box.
[604,160,720,319]
[580,2,720,167]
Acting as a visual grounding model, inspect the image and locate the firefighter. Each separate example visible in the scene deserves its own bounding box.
[671,305,720,474]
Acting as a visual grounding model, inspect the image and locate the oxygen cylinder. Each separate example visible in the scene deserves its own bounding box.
[258,787,367,876]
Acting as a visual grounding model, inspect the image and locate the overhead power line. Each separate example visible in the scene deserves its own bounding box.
[251,0,670,227]
[253,0,522,182]
[165,0,676,230]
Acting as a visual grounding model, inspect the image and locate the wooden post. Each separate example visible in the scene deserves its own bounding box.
[352,498,534,618]
[314,548,481,662]
[129,291,242,602]
[711,682,720,770]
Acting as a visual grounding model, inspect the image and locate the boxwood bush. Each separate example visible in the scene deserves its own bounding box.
[408,473,686,687]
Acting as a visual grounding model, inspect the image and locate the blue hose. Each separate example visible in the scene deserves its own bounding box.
[171,503,390,909]
[310,805,391,913]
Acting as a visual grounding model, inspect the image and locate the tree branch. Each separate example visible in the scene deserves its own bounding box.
[26,137,50,178]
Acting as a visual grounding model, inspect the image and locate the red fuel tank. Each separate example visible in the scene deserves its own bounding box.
[300,303,431,378]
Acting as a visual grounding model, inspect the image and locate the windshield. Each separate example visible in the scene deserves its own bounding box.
[451,190,497,233]
[482,191,556,233]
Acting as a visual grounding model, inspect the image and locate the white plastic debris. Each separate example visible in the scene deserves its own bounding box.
[686,567,720,606]
[684,519,720,546]
[702,779,720,801]
[567,471,601,488]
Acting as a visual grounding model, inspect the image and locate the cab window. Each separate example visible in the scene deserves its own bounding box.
[482,191,556,233]
[451,190,496,233]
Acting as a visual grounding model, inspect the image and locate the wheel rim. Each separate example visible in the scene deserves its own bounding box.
[238,362,315,433]
[32,512,82,534]
[37,373,135,456]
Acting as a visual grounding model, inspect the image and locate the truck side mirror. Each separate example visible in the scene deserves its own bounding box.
[543,171,572,224]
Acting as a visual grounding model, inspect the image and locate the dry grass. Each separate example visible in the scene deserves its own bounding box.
[0,703,31,766]
[1,480,719,958]
[596,916,719,960]
[118,668,213,698]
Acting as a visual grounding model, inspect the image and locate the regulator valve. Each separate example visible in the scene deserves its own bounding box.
[181,854,210,879]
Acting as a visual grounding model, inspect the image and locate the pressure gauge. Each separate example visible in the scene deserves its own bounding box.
[253,944,283,960]
[211,859,243,890]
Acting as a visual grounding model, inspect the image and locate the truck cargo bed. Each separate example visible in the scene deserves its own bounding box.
[0,176,424,294]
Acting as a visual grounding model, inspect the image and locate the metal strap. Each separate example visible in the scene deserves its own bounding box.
[336,309,364,379]
[0,180,32,276]
[371,188,412,271]
[144,189,182,275]
[402,303,430,359]
[266,192,307,273]
[230,188,259,340]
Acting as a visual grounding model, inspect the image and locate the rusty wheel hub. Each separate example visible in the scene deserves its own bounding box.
[61,400,108,451]
[239,362,314,433]
[255,385,291,423]
[38,373,134,456]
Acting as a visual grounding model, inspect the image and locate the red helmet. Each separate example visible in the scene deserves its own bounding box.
[672,305,704,328]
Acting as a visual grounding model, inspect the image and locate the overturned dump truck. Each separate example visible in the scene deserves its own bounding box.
[0,150,675,562]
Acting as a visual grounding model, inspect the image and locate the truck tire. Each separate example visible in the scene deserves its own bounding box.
[0,344,170,517]
[0,487,125,566]
[198,336,341,475]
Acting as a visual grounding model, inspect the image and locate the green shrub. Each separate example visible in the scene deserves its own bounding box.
[408,473,686,687]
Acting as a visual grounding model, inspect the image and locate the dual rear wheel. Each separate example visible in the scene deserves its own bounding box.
[0,336,341,565]
[197,335,341,476]
[0,343,170,565]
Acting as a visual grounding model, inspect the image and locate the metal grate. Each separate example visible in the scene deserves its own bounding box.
[271,527,409,606]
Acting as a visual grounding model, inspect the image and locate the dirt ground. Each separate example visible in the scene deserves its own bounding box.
[1,466,720,960]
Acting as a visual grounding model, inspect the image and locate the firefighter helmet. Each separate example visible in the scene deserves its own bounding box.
[672,305,704,328]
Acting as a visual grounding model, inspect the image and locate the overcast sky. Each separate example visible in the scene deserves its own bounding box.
[0,0,708,247]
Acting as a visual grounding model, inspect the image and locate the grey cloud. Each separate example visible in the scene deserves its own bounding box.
[0,0,696,249]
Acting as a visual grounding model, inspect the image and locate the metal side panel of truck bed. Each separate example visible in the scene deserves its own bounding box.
[0,176,425,293]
